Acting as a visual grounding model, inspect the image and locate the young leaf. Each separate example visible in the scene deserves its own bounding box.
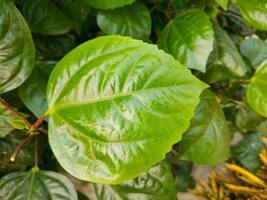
[97,2,151,39]
[201,24,250,83]
[246,60,267,117]
[232,133,265,172]
[87,0,136,10]
[94,161,177,200]
[46,35,207,184]
[215,0,228,10]
[179,90,231,165]
[0,101,25,138]
[22,0,72,35]
[0,168,78,200]
[157,9,214,73]
[7,119,29,130]
[240,38,267,68]
[18,61,55,118]
[0,0,35,94]
[236,0,267,31]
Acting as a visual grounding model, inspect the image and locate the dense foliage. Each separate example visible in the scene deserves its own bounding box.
[0,0,267,199]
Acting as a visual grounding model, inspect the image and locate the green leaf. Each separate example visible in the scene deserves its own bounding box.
[240,38,267,68]
[201,24,250,83]
[172,0,190,9]
[88,0,136,10]
[236,103,264,132]
[7,119,29,130]
[46,35,207,184]
[97,2,151,39]
[0,0,35,94]
[0,101,24,138]
[179,90,231,165]
[94,161,177,200]
[0,168,78,200]
[236,0,267,31]
[18,61,55,118]
[258,120,267,137]
[0,132,34,174]
[232,133,264,172]
[22,0,72,35]
[157,9,214,73]
[215,0,228,10]
[246,60,267,117]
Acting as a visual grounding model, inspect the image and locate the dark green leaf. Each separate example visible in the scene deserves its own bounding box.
[97,2,151,39]
[236,103,264,132]
[94,161,177,200]
[236,0,267,31]
[0,0,35,94]
[0,132,34,175]
[88,0,136,10]
[201,24,250,83]
[232,133,265,172]
[172,0,190,9]
[0,168,78,200]
[179,90,231,165]
[46,35,207,184]
[22,0,72,35]
[240,38,267,68]
[18,61,55,118]
[258,120,267,137]
[157,9,214,72]
[246,60,267,117]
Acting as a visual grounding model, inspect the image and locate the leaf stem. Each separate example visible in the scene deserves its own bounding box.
[34,136,39,168]
[10,134,35,162]
[32,114,46,130]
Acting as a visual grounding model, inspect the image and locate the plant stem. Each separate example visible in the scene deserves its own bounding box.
[0,98,32,128]
[32,114,46,130]
[34,136,39,167]
[10,134,35,162]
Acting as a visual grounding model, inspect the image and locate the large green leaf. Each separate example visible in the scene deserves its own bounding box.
[232,133,265,172]
[179,90,230,165]
[201,24,249,83]
[236,0,267,31]
[18,61,55,118]
[88,0,136,10]
[240,38,267,68]
[157,9,214,73]
[246,60,267,117]
[0,0,35,94]
[0,132,34,174]
[97,2,151,39]
[22,0,72,35]
[0,168,78,200]
[215,0,228,10]
[46,35,207,184]
[94,161,177,200]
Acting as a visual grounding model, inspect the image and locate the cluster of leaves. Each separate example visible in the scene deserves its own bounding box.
[0,0,267,199]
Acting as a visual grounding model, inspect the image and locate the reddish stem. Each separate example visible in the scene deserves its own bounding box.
[32,114,46,130]
[34,136,38,167]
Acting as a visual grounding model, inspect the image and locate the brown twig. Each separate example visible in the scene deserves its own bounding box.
[34,136,38,167]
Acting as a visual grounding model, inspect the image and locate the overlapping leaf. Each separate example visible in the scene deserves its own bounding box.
[88,0,136,10]
[179,90,230,165]
[46,35,207,184]
[0,0,35,94]
[158,9,214,72]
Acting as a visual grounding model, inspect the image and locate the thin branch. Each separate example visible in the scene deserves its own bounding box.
[34,136,39,167]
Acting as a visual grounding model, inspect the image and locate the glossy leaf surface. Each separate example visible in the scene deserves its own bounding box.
[22,0,72,35]
[236,0,267,31]
[94,161,177,200]
[240,38,267,68]
[157,9,214,72]
[0,0,35,94]
[202,24,249,83]
[232,133,264,172]
[88,0,136,10]
[18,61,55,118]
[0,168,78,200]
[46,35,207,184]
[97,2,151,39]
[215,0,228,10]
[246,60,267,117]
[179,90,230,165]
